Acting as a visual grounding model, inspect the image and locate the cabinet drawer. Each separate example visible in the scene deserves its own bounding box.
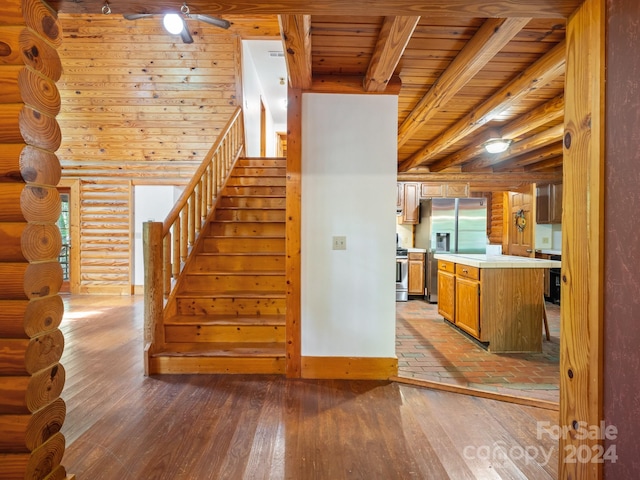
[438,260,455,272]
[408,252,424,260]
[456,264,479,280]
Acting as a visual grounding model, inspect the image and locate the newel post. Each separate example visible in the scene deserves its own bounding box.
[143,221,163,375]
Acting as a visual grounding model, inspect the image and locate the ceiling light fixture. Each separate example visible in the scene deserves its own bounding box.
[483,137,512,154]
[163,13,185,35]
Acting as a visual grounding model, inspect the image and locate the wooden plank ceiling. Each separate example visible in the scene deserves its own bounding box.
[49,0,582,189]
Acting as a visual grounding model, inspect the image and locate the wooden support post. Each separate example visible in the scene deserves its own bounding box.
[560,0,605,477]
[143,221,164,373]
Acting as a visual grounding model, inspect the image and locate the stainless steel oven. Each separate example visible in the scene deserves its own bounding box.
[396,254,408,302]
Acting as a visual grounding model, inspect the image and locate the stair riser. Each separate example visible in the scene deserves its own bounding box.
[233,167,286,176]
[165,325,285,343]
[149,356,285,375]
[215,209,286,222]
[203,237,285,253]
[183,274,286,291]
[177,297,285,315]
[223,186,286,196]
[218,197,286,208]
[195,255,285,272]
[237,159,286,168]
[208,222,285,236]
[226,177,286,187]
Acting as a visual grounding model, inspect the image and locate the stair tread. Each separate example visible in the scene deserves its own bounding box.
[153,342,286,357]
[187,271,285,276]
[176,291,286,298]
[166,314,285,326]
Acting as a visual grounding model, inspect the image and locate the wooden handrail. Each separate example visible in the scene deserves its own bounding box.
[144,107,244,364]
[163,107,243,234]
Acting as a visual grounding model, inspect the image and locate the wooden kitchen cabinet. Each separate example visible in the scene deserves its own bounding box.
[408,252,425,296]
[455,264,480,338]
[536,183,563,224]
[437,260,455,322]
[401,182,420,224]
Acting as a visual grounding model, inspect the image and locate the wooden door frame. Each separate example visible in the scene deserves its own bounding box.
[58,178,81,294]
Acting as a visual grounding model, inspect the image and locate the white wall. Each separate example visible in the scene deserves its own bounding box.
[242,42,262,157]
[301,93,397,358]
[133,186,183,286]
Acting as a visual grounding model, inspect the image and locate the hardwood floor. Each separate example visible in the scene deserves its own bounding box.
[60,295,559,479]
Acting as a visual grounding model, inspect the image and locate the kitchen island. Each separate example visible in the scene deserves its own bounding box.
[434,254,561,353]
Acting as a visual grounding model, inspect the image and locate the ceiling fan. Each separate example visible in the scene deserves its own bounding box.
[123,2,230,44]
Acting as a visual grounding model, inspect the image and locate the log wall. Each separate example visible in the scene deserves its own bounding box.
[0,0,69,477]
[55,14,244,294]
[488,191,504,245]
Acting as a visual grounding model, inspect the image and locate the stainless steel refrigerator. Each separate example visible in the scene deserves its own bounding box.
[415,198,488,302]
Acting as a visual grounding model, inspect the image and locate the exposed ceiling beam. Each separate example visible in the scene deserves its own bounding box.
[397,17,530,148]
[48,1,582,18]
[396,170,563,186]
[463,123,564,172]
[364,16,420,92]
[399,40,566,172]
[279,15,312,90]
[524,156,563,172]
[492,142,564,171]
[500,94,564,140]
[428,94,565,172]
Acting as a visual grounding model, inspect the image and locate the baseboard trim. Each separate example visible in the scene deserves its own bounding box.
[390,375,559,411]
[301,356,398,380]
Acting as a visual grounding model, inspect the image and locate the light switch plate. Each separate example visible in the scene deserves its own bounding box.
[332,236,347,250]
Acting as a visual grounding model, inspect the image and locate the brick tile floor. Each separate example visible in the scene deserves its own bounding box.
[396,299,560,403]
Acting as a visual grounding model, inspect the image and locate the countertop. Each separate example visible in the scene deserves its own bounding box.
[535,249,562,256]
[406,248,426,253]
[434,253,561,269]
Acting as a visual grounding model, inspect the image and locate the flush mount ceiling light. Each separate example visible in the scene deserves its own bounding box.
[163,13,184,35]
[483,137,512,154]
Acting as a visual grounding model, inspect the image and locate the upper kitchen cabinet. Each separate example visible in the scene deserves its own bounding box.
[400,183,420,224]
[536,183,563,224]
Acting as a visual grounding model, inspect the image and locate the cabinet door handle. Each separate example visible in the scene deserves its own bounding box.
[462,269,468,273]
[526,249,533,253]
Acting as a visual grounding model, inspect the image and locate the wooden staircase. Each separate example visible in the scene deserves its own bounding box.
[148,158,287,374]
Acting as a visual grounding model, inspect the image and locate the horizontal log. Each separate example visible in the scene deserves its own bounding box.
[0,398,65,453]
[0,143,25,182]
[0,26,24,65]
[18,29,63,81]
[0,222,26,262]
[0,262,62,300]
[0,262,28,300]
[21,222,63,263]
[0,329,64,375]
[25,296,64,338]
[0,364,65,414]
[18,67,60,116]
[24,262,63,299]
[42,464,67,480]
[0,184,61,223]
[0,0,62,47]
[19,105,62,151]
[21,184,61,223]
[19,145,62,185]
[0,103,23,144]
[0,431,65,480]
[0,296,64,338]
[0,65,23,103]
[0,300,29,338]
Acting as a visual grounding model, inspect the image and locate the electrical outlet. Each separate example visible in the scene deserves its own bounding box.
[332,236,347,250]
[542,237,550,245]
